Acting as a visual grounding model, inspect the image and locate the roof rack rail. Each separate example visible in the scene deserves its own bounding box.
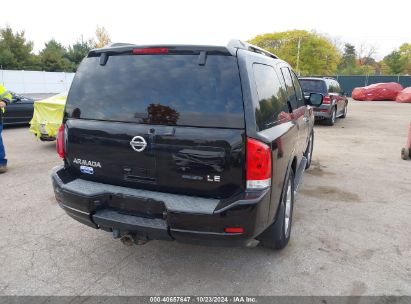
[227,39,278,59]
[104,42,135,48]
[89,42,137,55]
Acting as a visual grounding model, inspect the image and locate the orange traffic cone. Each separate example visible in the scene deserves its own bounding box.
[401,123,411,160]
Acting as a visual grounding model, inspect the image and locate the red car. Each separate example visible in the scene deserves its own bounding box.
[299,77,348,126]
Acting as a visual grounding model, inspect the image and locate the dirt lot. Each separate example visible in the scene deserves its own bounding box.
[0,100,410,296]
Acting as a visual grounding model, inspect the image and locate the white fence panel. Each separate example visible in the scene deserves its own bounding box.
[0,70,75,94]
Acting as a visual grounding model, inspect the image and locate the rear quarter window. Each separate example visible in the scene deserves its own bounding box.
[66,54,244,128]
[252,63,289,131]
[290,70,305,107]
[334,81,342,93]
[327,80,340,93]
[280,67,297,109]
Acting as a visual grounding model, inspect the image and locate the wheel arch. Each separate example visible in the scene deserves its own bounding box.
[269,154,297,226]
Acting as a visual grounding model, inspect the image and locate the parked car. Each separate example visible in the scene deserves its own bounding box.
[2,92,34,125]
[51,40,322,250]
[29,92,67,141]
[299,77,348,126]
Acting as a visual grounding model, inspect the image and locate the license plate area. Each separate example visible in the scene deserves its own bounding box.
[107,194,166,219]
[40,123,48,134]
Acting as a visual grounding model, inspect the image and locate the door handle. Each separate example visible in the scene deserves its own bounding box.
[148,127,175,136]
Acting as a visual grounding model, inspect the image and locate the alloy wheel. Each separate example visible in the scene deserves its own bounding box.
[284,179,292,237]
[331,108,336,124]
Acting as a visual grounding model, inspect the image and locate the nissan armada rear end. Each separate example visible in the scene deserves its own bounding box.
[52,40,322,249]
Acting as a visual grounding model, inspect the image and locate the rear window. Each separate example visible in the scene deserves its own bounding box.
[327,80,341,93]
[299,79,327,94]
[66,54,244,128]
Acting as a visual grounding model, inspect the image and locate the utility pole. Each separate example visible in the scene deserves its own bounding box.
[296,37,301,75]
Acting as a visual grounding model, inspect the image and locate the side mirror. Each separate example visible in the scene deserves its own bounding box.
[306,93,323,107]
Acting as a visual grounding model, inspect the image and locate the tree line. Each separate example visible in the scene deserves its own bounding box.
[0,26,111,72]
[1,26,410,76]
[249,30,411,76]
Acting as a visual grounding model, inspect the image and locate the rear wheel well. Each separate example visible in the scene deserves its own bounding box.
[271,156,297,223]
[291,157,297,175]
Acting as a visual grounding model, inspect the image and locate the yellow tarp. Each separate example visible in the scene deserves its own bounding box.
[29,92,67,138]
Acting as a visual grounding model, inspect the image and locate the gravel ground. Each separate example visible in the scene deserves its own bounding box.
[0,100,410,296]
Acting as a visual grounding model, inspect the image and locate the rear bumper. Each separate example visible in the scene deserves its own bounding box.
[29,123,57,140]
[40,135,56,141]
[313,104,332,119]
[52,166,272,247]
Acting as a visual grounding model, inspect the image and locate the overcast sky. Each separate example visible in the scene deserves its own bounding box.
[3,0,410,60]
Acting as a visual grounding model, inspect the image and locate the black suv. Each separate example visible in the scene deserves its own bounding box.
[52,40,322,249]
[299,77,348,126]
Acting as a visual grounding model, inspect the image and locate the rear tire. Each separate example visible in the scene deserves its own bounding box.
[325,107,336,126]
[258,170,295,250]
[401,147,410,160]
[340,103,348,118]
[304,132,314,169]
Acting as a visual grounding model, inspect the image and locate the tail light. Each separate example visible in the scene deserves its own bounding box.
[132,48,169,55]
[246,137,272,190]
[56,124,65,158]
[322,95,331,104]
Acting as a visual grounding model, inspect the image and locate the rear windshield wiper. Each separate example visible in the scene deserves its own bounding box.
[198,51,207,66]
[100,53,109,66]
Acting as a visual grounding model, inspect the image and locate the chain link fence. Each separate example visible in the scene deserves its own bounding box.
[317,75,411,96]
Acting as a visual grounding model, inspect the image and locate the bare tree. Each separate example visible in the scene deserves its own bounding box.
[94,26,111,48]
[328,36,344,54]
[357,43,377,66]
